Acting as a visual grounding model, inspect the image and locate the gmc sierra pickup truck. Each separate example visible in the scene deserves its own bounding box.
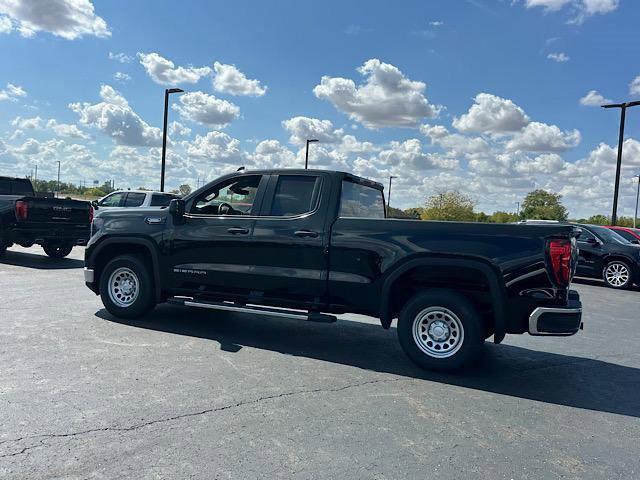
[84,169,583,371]
[0,176,92,258]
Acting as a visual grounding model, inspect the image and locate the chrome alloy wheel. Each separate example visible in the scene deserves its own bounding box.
[604,262,630,287]
[412,306,465,358]
[108,267,140,307]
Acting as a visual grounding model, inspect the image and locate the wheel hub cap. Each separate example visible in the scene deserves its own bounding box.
[412,306,465,359]
[107,267,139,307]
[428,320,450,341]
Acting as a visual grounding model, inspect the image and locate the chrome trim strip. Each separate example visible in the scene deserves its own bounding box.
[528,306,582,335]
[83,267,94,283]
[183,301,309,320]
[505,268,546,287]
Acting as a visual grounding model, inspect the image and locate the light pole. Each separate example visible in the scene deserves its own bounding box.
[634,174,640,229]
[387,175,397,215]
[304,139,318,169]
[161,88,185,192]
[601,100,640,225]
[56,161,61,197]
[516,201,520,217]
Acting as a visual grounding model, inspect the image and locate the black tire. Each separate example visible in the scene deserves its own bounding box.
[99,255,156,318]
[43,243,73,258]
[602,260,633,289]
[397,290,484,372]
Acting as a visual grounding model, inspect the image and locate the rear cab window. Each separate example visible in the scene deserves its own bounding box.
[150,194,174,207]
[124,193,146,207]
[0,178,33,196]
[269,175,321,216]
[339,179,385,219]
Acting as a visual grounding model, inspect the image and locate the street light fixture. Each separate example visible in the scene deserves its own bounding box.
[601,100,640,225]
[388,175,397,215]
[161,88,185,192]
[304,139,319,169]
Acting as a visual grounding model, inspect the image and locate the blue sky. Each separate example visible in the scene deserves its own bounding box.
[0,0,639,217]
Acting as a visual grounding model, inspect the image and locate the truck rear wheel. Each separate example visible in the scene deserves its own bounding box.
[99,255,156,319]
[397,290,484,372]
[43,243,73,258]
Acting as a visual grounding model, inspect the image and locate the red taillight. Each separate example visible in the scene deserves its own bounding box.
[548,238,573,287]
[89,206,94,224]
[15,200,28,221]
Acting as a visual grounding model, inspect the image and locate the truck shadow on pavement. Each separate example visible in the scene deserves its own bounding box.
[97,305,640,418]
[0,250,84,269]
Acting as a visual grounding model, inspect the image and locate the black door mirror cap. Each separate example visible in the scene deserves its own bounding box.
[169,198,185,218]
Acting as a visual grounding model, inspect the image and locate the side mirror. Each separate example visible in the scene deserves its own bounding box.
[631,239,640,245]
[91,200,99,209]
[586,237,599,245]
[169,198,185,221]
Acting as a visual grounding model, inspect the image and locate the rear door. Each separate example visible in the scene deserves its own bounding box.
[250,173,331,304]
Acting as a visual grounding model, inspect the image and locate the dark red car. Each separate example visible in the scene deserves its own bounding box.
[605,226,640,244]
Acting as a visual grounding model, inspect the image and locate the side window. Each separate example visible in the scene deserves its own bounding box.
[124,192,146,207]
[11,179,33,196]
[614,229,636,242]
[191,175,262,216]
[269,175,320,216]
[339,180,385,219]
[150,194,173,207]
[99,192,125,207]
[577,229,596,242]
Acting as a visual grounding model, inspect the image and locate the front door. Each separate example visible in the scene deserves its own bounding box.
[576,228,602,276]
[166,173,268,296]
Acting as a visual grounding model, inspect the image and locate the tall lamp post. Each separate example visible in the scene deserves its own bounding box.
[161,88,185,192]
[304,139,318,169]
[634,174,640,229]
[56,161,61,197]
[387,175,397,215]
[601,100,640,225]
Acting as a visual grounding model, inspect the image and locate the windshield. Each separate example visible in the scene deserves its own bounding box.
[590,225,632,244]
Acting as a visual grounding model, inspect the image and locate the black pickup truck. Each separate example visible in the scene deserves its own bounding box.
[0,176,92,258]
[84,169,582,371]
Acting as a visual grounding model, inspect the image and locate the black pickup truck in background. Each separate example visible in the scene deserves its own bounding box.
[0,176,92,258]
[84,169,583,371]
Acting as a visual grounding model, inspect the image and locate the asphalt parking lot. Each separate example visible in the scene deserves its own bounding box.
[1,246,639,480]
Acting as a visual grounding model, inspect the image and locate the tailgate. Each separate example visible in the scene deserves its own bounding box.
[24,197,91,225]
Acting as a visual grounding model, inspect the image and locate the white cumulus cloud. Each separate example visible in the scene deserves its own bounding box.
[0,0,110,39]
[0,82,26,101]
[281,116,344,145]
[629,75,640,96]
[579,90,612,106]
[173,91,239,128]
[506,121,581,152]
[313,58,441,129]
[547,52,570,62]
[138,52,211,85]
[70,85,162,146]
[213,62,267,96]
[453,93,530,134]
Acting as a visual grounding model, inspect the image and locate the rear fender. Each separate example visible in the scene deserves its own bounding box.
[379,256,507,343]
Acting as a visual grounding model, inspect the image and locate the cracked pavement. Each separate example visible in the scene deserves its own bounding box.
[1,246,639,479]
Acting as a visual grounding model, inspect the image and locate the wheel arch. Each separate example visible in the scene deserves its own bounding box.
[89,237,161,301]
[379,255,507,343]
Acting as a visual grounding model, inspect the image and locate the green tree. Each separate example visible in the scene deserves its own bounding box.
[520,189,568,221]
[179,184,192,196]
[586,214,609,225]
[421,191,477,221]
[490,211,519,223]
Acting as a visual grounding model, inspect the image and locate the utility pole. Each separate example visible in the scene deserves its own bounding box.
[304,139,319,169]
[601,100,640,225]
[56,161,61,198]
[387,176,397,215]
[516,201,520,216]
[634,174,640,229]
[161,88,185,192]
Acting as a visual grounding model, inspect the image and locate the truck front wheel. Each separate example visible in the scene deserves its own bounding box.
[43,242,73,258]
[99,255,156,319]
[397,290,484,372]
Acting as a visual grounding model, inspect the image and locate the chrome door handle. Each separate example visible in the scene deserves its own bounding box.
[227,227,249,235]
[294,230,319,238]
